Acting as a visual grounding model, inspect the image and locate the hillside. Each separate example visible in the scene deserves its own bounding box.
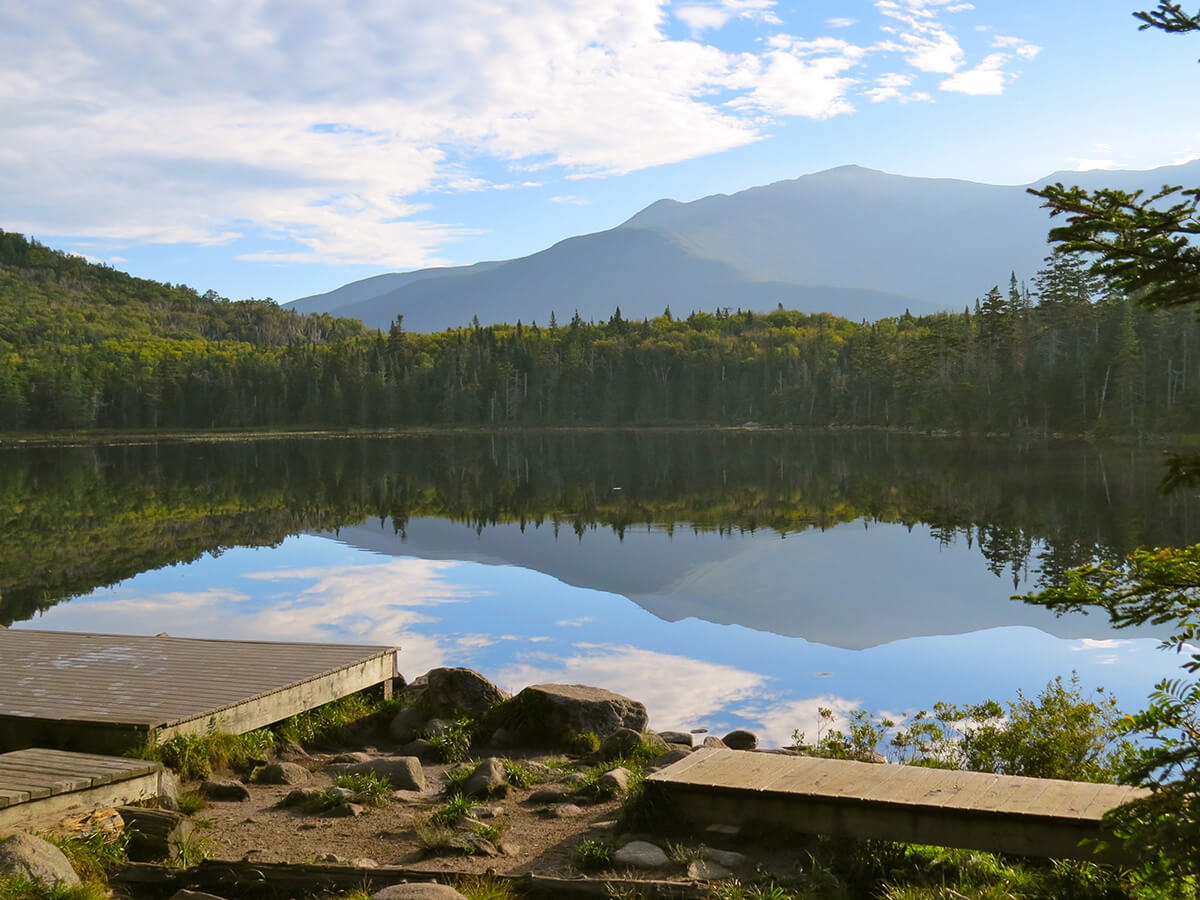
[289,161,1200,332]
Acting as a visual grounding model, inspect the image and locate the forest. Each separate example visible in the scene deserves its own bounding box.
[2,228,1196,434]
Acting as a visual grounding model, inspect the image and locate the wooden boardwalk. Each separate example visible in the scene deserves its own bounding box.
[0,629,399,754]
[0,748,160,828]
[647,748,1149,861]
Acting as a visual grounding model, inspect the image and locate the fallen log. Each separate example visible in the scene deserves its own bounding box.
[113,859,717,899]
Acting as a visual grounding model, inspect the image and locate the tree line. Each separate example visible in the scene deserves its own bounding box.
[3,229,1198,435]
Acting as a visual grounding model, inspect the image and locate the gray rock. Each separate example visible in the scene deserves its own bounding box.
[470,805,504,818]
[507,684,649,744]
[414,667,508,719]
[327,786,357,801]
[490,727,516,748]
[281,788,324,807]
[722,729,758,751]
[396,739,437,760]
[317,853,344,863]
[702,736,729,750]
[372,884,468,899]
[353,858,380,868]
[200,778,250,801]
[703,847,754,870]
[613,840,670,869]
[647,748,693,771]
[561,772,588,786]
[158,769,181,811]
[0,833,81,888]
[331,751,372,764]
[657,731,693,746]
[332,756,425,792]
[705,823,741,836]
[464,757,507,798]
[687,859,732,881]
[599,727,643,760]
[527,786,569,803]
[324,802,366,818]
[596,767,631,794]
[255,762,311,785]
[423,718,456,737]
[389,707,427,743]
[276,738,311,761]
[549,803,585,818]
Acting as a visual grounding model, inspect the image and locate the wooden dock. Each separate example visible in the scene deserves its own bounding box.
[647,748,1149,861]
[0,748,160,828]
[0,629,399,754]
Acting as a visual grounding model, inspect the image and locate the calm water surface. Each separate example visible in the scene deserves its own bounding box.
[2,432,1193,745]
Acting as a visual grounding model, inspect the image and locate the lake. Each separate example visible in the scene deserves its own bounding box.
[2,431,1193,746]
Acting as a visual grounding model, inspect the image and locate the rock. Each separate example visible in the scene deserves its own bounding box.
[505,684,649,745]
[599,727,642,760]
[389,707,427,743]
[0,833,81,888]
[722,729,758,751]
[702,736,729,750]
[646,748,693,772]
[657,730,693,746]
[527,786,569,803]
[281,788,324,807]
[254,762,311,785]
[705,823,741,837]
[317,853,344,863]
[331,757,426,792]
[331,751,372,764]
[118,806,193,861]
[396,739,437,760]
[703,847,754,870]
[372,882,469,899]
[327,787,358,801]
[391,790,425,803]
[596,767,631,794]
[497,839,521,856]
[158,769,181,811]
[469,805,504,818]
[464,757,507,798]
[414,667,508,719]
[687,859,732,881]
[613,840,670,869]
[200,778,250,801]
[276,738,311,761]
[354,858,380,868]
[324,802,366,818]
[490,727,516,748]
[561,772,588,786]
[549,803,585,818]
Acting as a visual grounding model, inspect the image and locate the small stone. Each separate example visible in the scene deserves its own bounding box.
[317,853,344,863]
[254,762,311,785]
[281,788,324,807]
[469,805,504,818]
[701,736,728,750]
[277,738,311,760]
[613,840,670,869]
[354,859,380,868]
[372,885,469,900]
[324,802,366,818]
[391,789,426,803]
[687,859,732,881]
[596,767,631,794]
[497,840,521,856]
[705,824,741,836]
[599,727,642,760]
[0,833,81,888]
[561,772,588,786]
[331,751,372,764]
[527,786,569,803]
[200,779,250,802]
[722,729,758,751]
[464,757,508,798]
[702,847,753,870]
[657,731,693,746]
[550,803,585,818]
[327,786,357,801]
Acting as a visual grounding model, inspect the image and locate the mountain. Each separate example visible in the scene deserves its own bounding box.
[288,161,1200,332]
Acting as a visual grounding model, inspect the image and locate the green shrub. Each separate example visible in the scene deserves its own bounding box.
[565,731,600,755]
[573,838,613,871]
[175,791,207,814]
[330,771,393,807]
[46,832,128,882]
[0,875,108,900]
[501,758,544,788]
[455,875,517,900]
[274,689,397,747]
[430,794,474,826]
[427,717,473,763]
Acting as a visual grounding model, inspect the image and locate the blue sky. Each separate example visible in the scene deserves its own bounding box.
[4,0,1197,304]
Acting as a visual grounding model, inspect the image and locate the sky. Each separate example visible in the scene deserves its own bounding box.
[3,0,1198,304]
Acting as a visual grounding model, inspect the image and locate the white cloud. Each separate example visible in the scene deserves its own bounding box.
[676,0,780,33]
[549,195,589,206]
[863,71,931,103]
[826,17,857,28]
[676,6,732,31]
[992,34,1042,60]
[939,52,1009,94]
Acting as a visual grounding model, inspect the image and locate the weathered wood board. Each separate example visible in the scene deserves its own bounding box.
[647,748,1149,861]
[0,748,160,828]
[0,629,399,753]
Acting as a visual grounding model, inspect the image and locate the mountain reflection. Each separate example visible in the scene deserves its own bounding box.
[2,431,1196,639]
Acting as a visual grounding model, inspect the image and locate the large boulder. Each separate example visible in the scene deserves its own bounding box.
[463,757,507,799]
[406,668,508,720]
[502,684,648,746]
[0,833,81,887]
[329,756,425,792]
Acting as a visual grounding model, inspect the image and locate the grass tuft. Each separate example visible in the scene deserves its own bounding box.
[455,874,517,900]
[330,772,393,807]
[572,838,613,872]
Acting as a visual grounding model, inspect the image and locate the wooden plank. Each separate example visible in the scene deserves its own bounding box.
[0,786,31,804]
[0,765,92,794]
[4,748,151,773]
[0,778,48,800]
